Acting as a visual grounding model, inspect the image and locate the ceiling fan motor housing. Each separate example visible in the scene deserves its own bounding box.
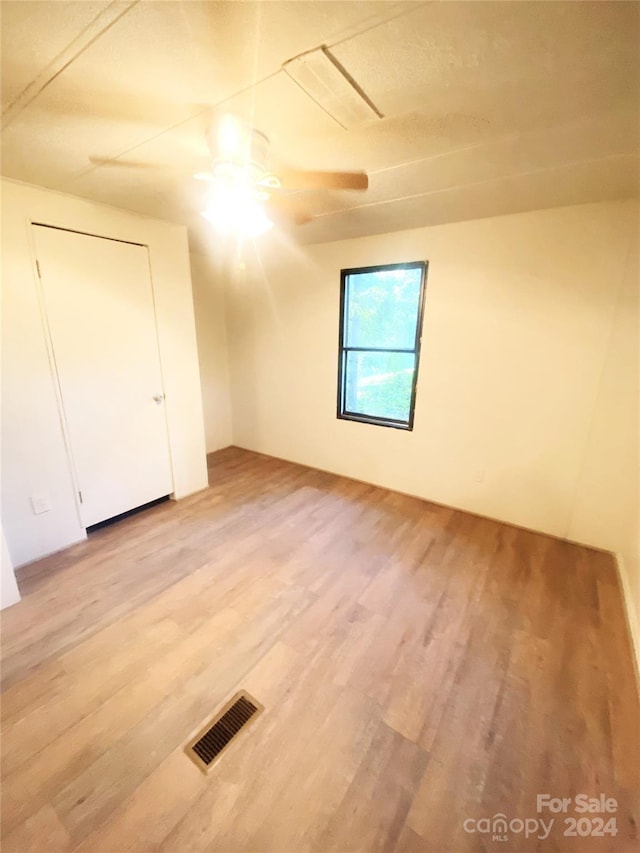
[207,118,272,179]
[247,128,271,174]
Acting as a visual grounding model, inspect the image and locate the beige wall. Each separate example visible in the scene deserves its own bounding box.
[1,178,208,568]
[190,252,233,453]
[224,199,639,659]
[568,229,639,661]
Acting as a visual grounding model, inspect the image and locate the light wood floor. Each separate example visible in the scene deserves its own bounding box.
[1,447,638,852]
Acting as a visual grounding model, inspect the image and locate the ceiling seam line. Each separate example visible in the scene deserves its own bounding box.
[1,0,127,115]
[2,0,140,130]
[55,69,284,190]
[366,131,639,178]
[54,2,427,186]
[311,152,637,219]
[325,1,431,51]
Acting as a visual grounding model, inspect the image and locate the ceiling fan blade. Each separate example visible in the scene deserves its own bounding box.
[290,211,313,227]
[278,168,368,191]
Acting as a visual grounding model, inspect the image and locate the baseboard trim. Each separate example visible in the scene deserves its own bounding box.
[206,447,233,465]
[613,553,640,699]
[0,585,21,611]
[221,444,610,553]
[14,533,87,572]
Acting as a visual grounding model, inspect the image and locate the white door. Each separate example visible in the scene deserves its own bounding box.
[33,225,173,527]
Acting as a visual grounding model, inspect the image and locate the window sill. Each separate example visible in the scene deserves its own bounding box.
[337,412,413,431]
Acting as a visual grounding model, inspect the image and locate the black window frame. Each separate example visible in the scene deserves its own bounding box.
[336,260,428,431]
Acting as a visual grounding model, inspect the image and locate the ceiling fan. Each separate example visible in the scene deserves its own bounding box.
[197,115,369,234]
[91,114,369,235]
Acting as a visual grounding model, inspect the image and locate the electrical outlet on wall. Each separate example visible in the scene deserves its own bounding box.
[30,494,51,515]
[474,469,485,484]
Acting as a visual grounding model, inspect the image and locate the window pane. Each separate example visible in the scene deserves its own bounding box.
[344,351,415,422]
[345,267,422,349]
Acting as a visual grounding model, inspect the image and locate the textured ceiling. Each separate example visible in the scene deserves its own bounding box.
[1,0,638,250]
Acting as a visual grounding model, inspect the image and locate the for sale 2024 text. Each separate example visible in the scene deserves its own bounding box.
[537,794,618,839]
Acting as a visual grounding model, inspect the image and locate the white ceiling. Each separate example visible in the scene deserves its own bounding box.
[2,0,639,250]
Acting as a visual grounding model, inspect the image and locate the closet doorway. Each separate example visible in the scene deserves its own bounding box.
[32,225,173,528]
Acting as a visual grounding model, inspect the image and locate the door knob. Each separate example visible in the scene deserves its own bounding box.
[153,393,165,403]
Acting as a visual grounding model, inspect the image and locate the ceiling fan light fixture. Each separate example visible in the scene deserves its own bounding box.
[241,200,274,237]
[258,173,281,189]
[201,184,273,238]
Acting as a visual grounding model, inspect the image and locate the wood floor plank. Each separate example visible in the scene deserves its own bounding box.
[312,722,429,853]
[1,804,71,853]
[1,446,638,852]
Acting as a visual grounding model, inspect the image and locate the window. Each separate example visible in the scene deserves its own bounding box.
[337,261,427,430]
